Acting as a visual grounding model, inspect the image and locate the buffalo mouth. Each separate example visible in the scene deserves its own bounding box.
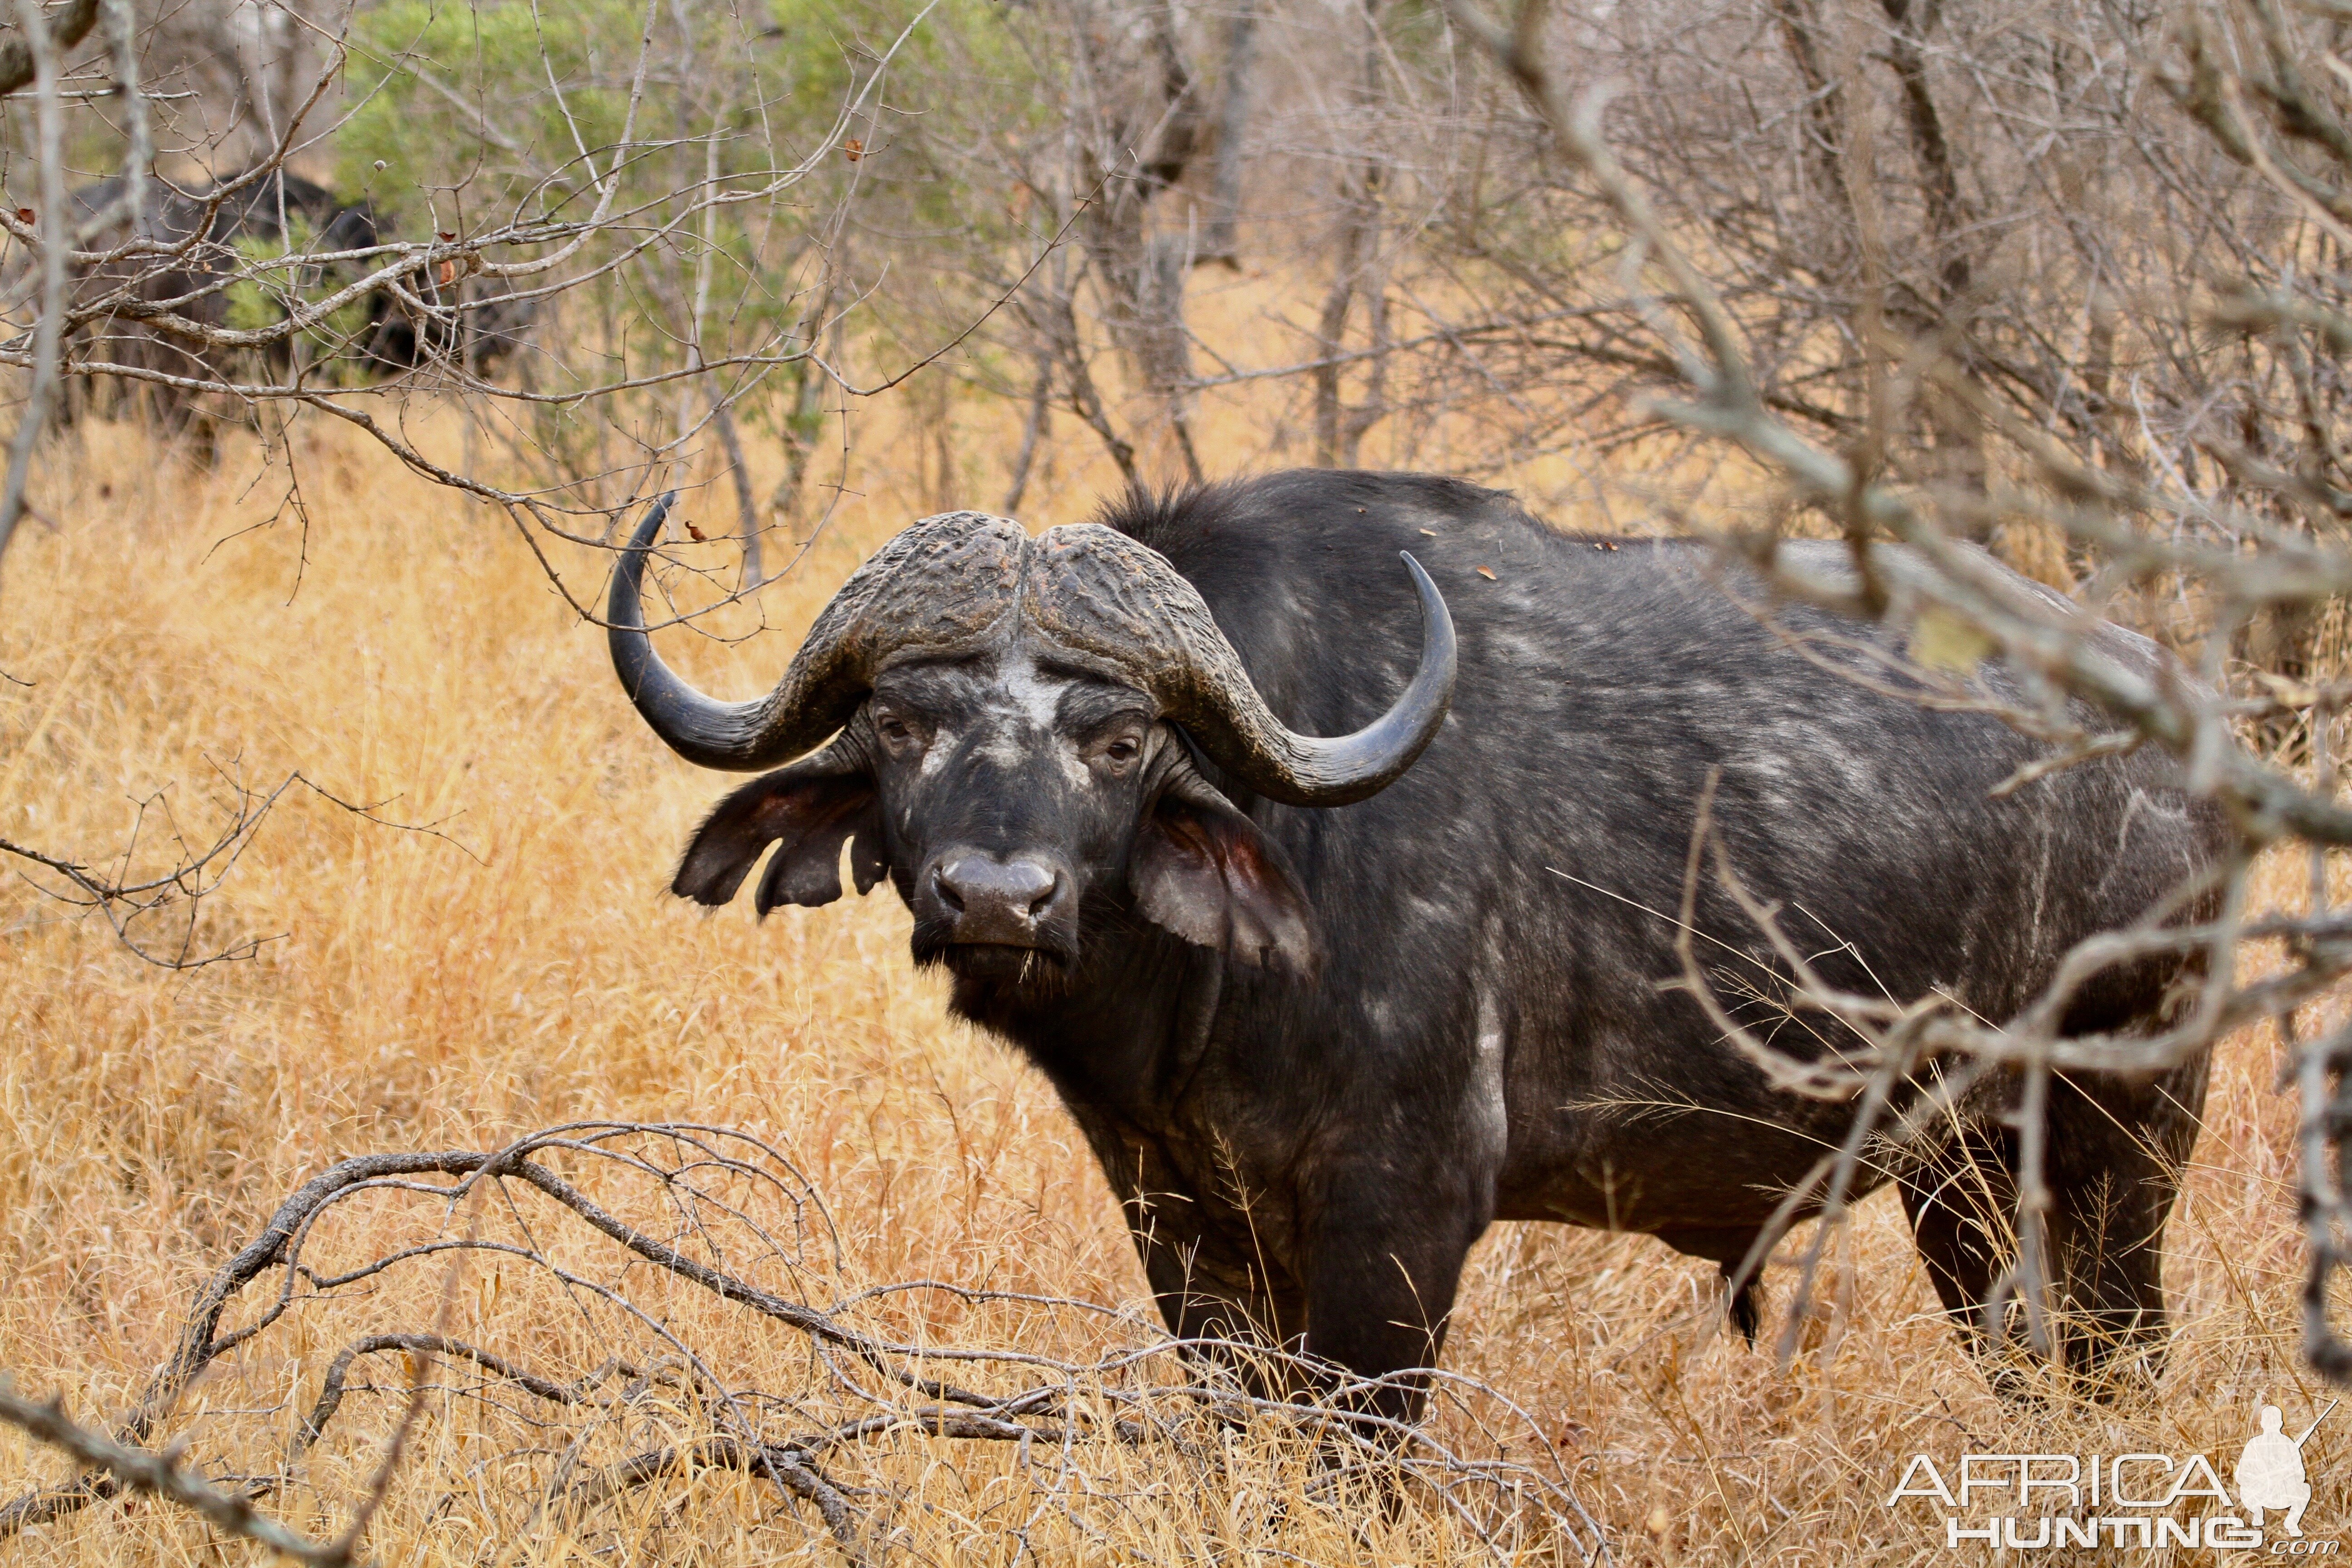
[937,942,1071,984]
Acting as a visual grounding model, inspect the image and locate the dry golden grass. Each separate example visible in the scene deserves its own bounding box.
[0,405,2347,1565]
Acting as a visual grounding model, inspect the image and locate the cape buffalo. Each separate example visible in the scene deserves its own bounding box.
[607,471,2223,1419]
[61,171,383,426]
[59,170,535,429]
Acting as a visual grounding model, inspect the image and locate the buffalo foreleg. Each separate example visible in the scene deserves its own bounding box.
[1295,1165,1490,1431]
[1068,1107,1309,1393]
[1126,1184,1307,1387]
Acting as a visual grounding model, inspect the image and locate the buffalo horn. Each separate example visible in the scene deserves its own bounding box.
[607,495,1025,770]
[1021,525,1457,808]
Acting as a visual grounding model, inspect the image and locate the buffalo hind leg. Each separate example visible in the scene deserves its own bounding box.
[2042,1058,2205,1390]
[1658,1227,1768,1343]
[1900,1061,2205,1397]
[1899,1122,2029,1391]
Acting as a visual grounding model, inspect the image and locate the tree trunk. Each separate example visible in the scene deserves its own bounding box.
[1313,3,1388,468]
[1201,0,1259,268]
[710,396,761,589]
[1003,353,1054,514]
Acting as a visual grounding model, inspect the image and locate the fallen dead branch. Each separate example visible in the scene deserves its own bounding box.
[0,1382,350,1563]
[0,1123,1608,1564]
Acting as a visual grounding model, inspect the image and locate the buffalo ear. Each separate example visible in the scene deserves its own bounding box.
[673,757,883,915]
[1132,782,1316,975]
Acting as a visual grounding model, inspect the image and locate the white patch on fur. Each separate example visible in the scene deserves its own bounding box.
[918,727,960,778]
[1470,983,1509,1167]
[982,656,1088,784]
[997,657,1068,726]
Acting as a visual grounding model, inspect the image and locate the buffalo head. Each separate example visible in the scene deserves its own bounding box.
[607,498,1455,993]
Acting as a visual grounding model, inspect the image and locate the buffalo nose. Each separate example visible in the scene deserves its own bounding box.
[932,855,1064,941]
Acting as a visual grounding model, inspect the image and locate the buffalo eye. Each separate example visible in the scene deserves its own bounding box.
[1089,727,1145,775]
[872,707,927,759]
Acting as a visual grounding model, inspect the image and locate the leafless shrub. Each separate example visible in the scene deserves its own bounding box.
[0,0,1042,597]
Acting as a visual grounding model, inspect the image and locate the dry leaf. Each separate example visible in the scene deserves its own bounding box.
[1476,566,1497,580]
[686,521,708,542]
[2258,671,2320,707]
[842,139,864,162]
[1912,607,1994,673]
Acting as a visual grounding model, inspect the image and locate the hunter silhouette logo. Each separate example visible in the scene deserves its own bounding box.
[2238,1401,2334,1537]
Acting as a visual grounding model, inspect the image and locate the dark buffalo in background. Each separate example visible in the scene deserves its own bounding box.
[359,264,539,382]
[55,169,536,430]
[606,470,2225,1421]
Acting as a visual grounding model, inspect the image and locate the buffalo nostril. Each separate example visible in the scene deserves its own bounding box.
[931,865,965,913]
[1026,873,1061,919]
[993,862,1054,919]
